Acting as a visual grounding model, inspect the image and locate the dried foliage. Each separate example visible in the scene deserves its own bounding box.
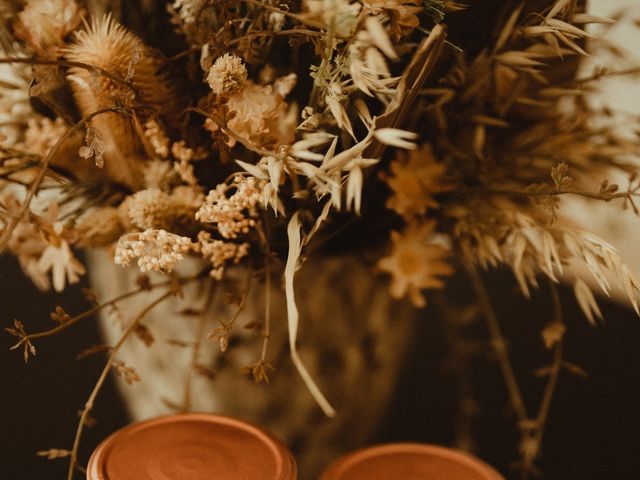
[2,0,640,478]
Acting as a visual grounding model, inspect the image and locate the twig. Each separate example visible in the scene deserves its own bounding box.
[9,278,177,352]
[226,28,322,46]
[67,289,176,480]
[458,186,638,202]
[465,261,529,423]
[519,282,565,479]
[0,57,136,93]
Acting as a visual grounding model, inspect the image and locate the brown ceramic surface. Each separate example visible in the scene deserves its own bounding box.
[319,443,504,480]
[87,413,297,480]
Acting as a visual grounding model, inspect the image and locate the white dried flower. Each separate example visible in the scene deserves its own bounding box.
[207,53,248,95]
[196,176,262,239]
[144,119,170,158]
[198,231,249,280]
[171,141,197,185]
[114,229,193,273]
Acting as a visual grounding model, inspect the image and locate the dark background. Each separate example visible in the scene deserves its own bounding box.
[2,253,640,480]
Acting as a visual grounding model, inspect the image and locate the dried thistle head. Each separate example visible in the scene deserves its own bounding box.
[64,15,184,189]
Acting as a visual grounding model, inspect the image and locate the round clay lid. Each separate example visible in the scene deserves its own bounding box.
[319,443,504,480]
[87,413,297,480]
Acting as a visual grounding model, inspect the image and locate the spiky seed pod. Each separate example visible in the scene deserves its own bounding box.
[64,15,183,189]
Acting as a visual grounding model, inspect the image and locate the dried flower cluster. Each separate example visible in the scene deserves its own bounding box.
[2,0,640,477]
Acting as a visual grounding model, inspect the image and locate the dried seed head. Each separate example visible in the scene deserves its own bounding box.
[64,15,183,188]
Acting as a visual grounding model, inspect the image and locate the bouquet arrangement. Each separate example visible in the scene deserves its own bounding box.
[2,0,640,478]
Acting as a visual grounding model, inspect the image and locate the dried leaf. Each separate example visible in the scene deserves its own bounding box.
[573,278,603,326]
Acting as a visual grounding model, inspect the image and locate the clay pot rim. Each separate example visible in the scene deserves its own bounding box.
[87,412,297,480]
[319,442,504,480]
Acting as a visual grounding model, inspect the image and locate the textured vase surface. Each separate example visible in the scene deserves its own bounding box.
[88,249,415,478]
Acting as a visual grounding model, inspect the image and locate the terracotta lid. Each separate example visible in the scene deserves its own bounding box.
[87,413,297,480]
[319,443,504,480]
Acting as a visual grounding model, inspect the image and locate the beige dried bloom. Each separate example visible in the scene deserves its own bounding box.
[14,0,82,54]
[206,80,297,148]
[120,186,203,232]
[384,144,451,219]
[196,176,262,239]
[362,1,422,39]
[143,160,176,189]
[124,188,172,230]
[207,53,248,95]
[2,193,50,290]
[171,0,203,25]
[378,221,453,307]
[114,229,193,273]
[304,0,361,37]
[74,207,124,247]
[198,231,250,280]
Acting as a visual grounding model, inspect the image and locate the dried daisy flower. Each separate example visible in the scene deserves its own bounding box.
[378,221,453,307]
[14,0,82,54]
[383,144,452,219]
[207,53,248,95]
[5,198,85,292]
[2,193,50,290]
[37,237,86,292]
[206,80,297,148]
[196,176,262,239]
[197,231,250,280]
[0,63,31,146]
[114,229,193,273]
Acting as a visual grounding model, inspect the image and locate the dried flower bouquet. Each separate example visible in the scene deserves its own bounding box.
[1,0,640,478]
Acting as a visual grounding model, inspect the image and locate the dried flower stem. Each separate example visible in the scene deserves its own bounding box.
[0,106,131,255]
[461,187,639,202]
[465,261,529,422]
[67,289,176,480]
[519,282,564,479]
[241,0,306,25]
[226,29,323,47]
[0,57,135,93]
[466,262,567,478]
[9,278,178,354]
[181,280,216,412]
[260,251,272,364]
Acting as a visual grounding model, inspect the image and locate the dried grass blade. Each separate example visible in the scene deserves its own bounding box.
[285,213,336,417]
